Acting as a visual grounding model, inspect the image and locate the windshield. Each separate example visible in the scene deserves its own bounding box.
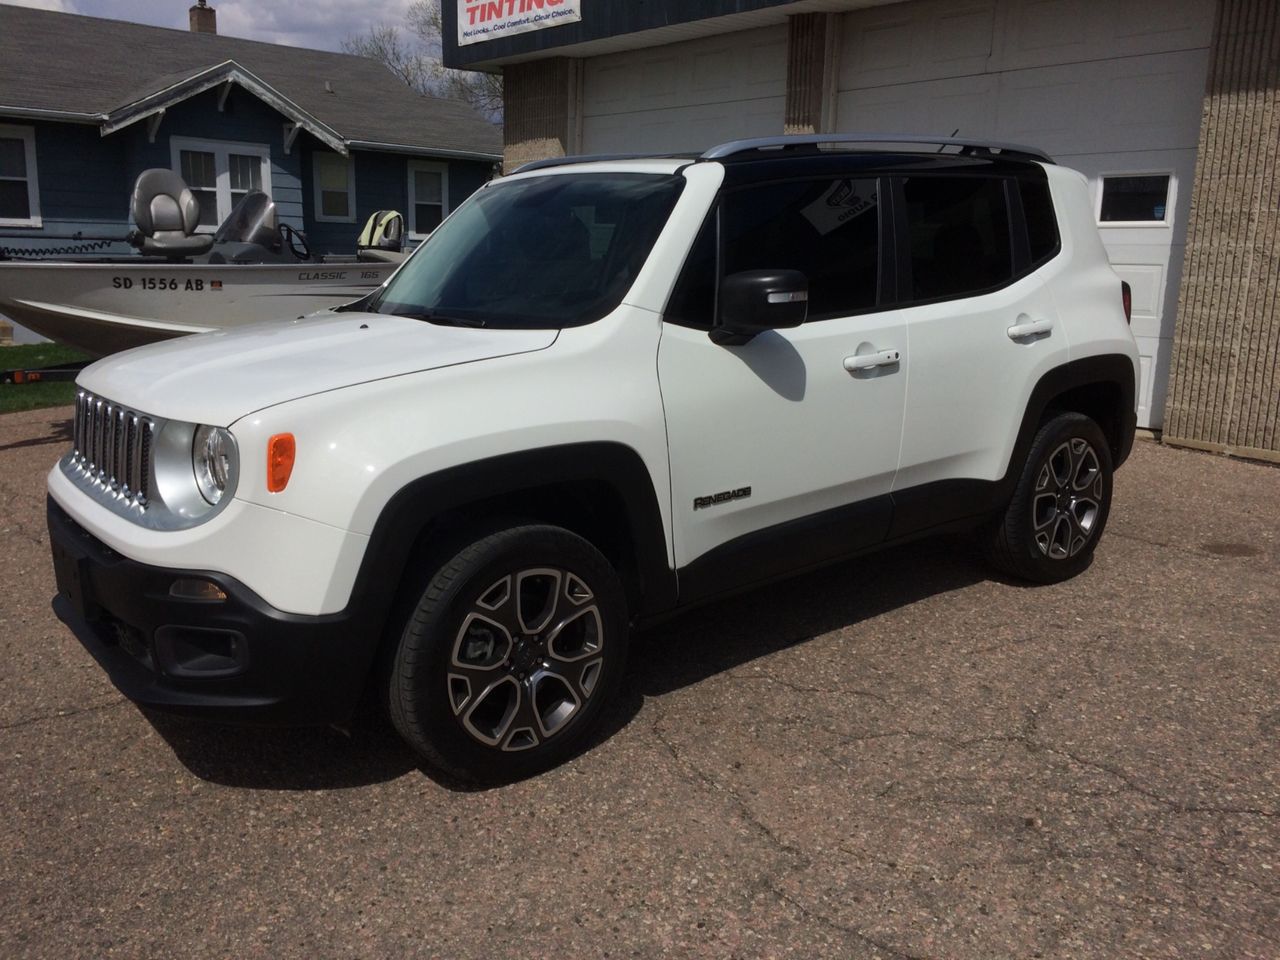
[370,173,685,328]
[212,191,279,247]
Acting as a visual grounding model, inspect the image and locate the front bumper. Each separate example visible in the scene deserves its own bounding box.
[48,497,376,725]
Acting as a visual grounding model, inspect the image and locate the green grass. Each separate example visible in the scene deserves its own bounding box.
[0,343,91,414]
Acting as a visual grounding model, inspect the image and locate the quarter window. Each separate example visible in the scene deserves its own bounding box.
[408,161,449,237]
[720,178,882,321]
[901,176,1013,302]
[170,138,272,230]
[665,214,717,328]
[313,151,355,222]
[0,123,41,227]
[1019,177,1060,266]
[1099,174,1171,223]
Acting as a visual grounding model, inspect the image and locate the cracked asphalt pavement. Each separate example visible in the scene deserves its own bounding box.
[2,406,1278,959]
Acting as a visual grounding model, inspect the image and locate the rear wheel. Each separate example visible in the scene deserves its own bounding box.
[986,412,1114,583]
[388,525,628,782]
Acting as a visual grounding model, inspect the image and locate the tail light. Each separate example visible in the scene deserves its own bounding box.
[1121,281,1132,324]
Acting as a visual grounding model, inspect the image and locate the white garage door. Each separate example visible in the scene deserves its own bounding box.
[581,25,787,155]
[835,0,1216,429]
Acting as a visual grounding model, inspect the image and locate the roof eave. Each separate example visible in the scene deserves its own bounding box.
[346,139,501,163]
[0,105,102,124]
[99,60,348,154]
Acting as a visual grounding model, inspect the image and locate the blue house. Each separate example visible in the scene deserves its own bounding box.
[0,2,501,264]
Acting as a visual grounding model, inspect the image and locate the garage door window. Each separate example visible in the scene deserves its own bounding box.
[720,178,882,321]
[900,176,1014,303]
[1099,174,1171,224]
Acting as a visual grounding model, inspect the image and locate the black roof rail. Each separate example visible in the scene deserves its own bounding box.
[511,153,694,174]
[700,134,1055,164]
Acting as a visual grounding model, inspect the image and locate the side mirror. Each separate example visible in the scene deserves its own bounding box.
[711,269,809,345]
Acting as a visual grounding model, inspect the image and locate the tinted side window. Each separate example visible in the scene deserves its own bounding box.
[1019,177,1059,266]
[720,178,881,320]
[901,176,1013,302]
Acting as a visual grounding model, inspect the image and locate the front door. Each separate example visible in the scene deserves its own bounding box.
[658,175,907,597]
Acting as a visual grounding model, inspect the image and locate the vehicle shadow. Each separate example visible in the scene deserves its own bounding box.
[143,709,427,792]
[146,534,989,792]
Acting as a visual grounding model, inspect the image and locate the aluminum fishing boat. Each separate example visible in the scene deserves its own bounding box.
[0,170,407,356]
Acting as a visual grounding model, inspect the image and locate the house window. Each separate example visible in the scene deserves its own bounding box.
[0,123,41,228]
[408,161,448,237]
[1099,174,1172,224]
[314,152,355,222]
[170,137,271,231]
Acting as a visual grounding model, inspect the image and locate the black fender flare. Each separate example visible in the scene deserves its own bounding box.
[342,442,676,644]
[1012,353,1137,473]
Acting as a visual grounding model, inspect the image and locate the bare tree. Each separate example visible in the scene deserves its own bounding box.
[343,1,503,120]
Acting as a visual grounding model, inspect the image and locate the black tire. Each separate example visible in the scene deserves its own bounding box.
[986,412,1114,584]
[388,524,628,782]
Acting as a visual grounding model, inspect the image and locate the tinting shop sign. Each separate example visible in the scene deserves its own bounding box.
[457,0,581,45]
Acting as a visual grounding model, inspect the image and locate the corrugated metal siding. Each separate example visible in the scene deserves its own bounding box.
[784,13,827,133]
[503,59,574,169]
[1166,0,1280,459]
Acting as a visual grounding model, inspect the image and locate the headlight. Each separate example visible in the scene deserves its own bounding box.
[192,425,237,505]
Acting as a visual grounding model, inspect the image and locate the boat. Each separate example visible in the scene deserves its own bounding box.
[0,169,409,356]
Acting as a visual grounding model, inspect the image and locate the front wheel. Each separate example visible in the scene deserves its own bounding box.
[388,525,629,782]
[985,412,1114,583]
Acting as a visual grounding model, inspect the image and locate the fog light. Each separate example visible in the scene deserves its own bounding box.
[155,626,247,678]
[169,578,227,601]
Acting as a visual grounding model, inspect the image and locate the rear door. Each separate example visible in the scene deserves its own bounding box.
[658,174,908,593]
[890,170,1069,530]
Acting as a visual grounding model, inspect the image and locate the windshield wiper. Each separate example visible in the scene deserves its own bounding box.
[395,309,487,328]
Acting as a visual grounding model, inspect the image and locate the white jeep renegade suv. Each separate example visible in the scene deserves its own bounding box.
[47,135,1139,781]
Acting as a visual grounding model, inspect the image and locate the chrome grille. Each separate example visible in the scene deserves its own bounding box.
[72,390,153,506]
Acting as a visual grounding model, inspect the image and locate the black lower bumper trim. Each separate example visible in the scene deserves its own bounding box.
[48,497,378,725]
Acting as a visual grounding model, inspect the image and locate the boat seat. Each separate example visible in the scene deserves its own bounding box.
[129,169,214,258]
[356,210,405,253]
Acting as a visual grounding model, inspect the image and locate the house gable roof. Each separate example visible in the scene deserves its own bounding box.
[0,3,501,160]
[99,60,348,155]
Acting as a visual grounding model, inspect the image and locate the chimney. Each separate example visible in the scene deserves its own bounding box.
[189,1,217,34]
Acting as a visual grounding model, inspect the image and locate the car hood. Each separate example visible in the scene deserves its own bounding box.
[78,312,559,426]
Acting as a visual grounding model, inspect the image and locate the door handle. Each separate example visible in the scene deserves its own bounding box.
[1007,317,1054,340]
[843,349,901,372]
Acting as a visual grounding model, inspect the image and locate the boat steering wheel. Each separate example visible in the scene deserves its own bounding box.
[280,223,312,262]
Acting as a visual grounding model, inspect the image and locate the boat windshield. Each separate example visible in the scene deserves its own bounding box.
[213,191,279,247]
[370,173,685,329]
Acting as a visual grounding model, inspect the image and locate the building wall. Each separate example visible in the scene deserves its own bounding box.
[500,0,1215,433]
[503,59,578,171]
[0,120,133,258]
[0,87,307,256]
[0,90,494,259]
[301,146,494,255]
[128,86,306,232]
[1165,0,1280,461]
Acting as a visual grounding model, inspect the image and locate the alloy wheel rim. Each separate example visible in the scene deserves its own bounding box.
[449,568,604,751]
[1032,437,1104,560]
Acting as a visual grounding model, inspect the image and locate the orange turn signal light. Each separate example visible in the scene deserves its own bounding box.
[267,433,296,493]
